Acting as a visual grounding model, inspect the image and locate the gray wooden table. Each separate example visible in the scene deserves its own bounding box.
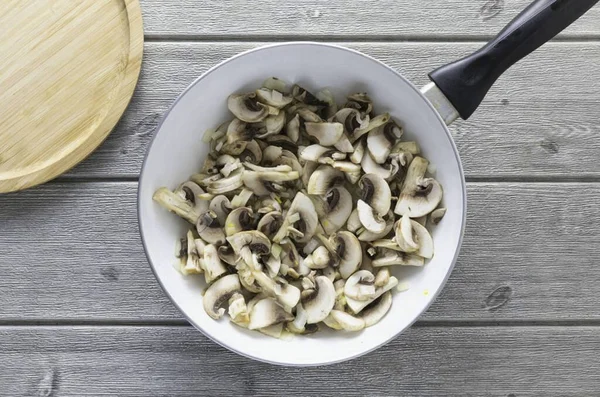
[3,1,600,395]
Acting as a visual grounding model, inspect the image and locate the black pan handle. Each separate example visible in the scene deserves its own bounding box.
[428,0,598,120]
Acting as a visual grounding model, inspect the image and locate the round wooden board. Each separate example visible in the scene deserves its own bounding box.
[0,0,144,193]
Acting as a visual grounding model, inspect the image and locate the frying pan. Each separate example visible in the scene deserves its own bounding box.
[138,0,599,366]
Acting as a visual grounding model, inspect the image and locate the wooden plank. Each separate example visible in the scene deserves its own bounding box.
[2,182,600,321]
[2,325,600,395]
[68,42,600,179]
[139,0,600,38]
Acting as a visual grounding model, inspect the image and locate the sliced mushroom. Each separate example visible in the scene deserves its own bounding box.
[350,137,366,164]
[209,195,232,225]
[228,292,250,327]
[180,230,203,275]
[262,77,289,93]
[227,230,271,270]
[256,211,283,239]
[359,173,392,216]
[333,108,369,137]
[431,208,447,225]
[206,168,244,195]
[371,248,425,267]
[224,207,255,236]
[314,187,353,235]
[302,276,336,324]
[285,113,300,142]
[331,231,362,279]
[345,208,362,233]
[361,151,395,180]
[230,188,254,208]
[357,211,394,242]
[345,93,373,115]
[344,270,376,301]
[301,161,319,187]
[305,122,344,146]
[334,134,354,153]
[153,185,204,224]
[196,211,226,245]
[272,192,319,243]
[218,245,237,266]
[374,267,390,287]
[286,303,310,334]
[225,118,249,143]
[367,121,401,164]
[350,113,391,142]
[242,169,299,196]
[394,156,443,218]
[248,298,294,330]
[202,244,228,283]
[307,165,345,195]
[253,271,301,310]
[331,161,362,184]
[292,84,329,107]
[228,93,269,123]
[360,291,392,327]
[203,274,241,320]
[345,276,398,314]
[303,246,336,269]
[391,140,421,155]
[357,200,386,233]
[330,310,365,331]
[394,215,434,258]
[255,88,294,108]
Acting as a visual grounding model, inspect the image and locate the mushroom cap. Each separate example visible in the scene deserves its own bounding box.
[330,310,365,331]
[357,211,394,242]
[305,122,344,146]
[357,200,387,233]
[344,270,376,301]
[394,156,443,218]
[317,187,353,235]
[202,244,228,283]
[227,93,269,123]
[333,108,369,136]
[359,173,392,216]
[226,230,271,257]
[203,274,241,320]
[394,215,419,253]
[238,139,262,164]
[331,231,362,279]
[248,298,294,330]
[178,181,209,213]
[430,208,447,225]
[361,151,393,180]
[303,276,336,324]
[196,211,226,245]
[273,192,319,243]
[307,165,345,195]
[224,207,255,236]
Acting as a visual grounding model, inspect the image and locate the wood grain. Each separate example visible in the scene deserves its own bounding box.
[139,0,600,39]
[2,325,600,395]
[67,42,600,179]
[2,182,600,322]
[0,0,143,193]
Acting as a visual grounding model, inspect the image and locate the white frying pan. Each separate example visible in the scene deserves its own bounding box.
[138,0,598,366]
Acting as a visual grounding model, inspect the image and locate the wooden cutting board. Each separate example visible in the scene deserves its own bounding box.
[0,0,144,193]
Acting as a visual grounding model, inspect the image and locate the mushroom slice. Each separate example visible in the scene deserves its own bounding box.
[292,84,329,107]
[350,113,391,142]
[248,298,294,330]
[301,161,318,187]
[316,88,338,119]
[333,108,370,137]
[314,187,353,235]
[286,303,308,334]
[371,248,425,267]
[367,120,403,164]
[253,271,301,310]
[285,113,300,142]
[225,118,249,143]
[262,111,286,136]
[374,267,390,287]
[357,211,394,242]
[302,276,336,324]
[350,137,366,164]
[242,170,298,196]
[361,151,395,180]
[345,93,373,115]
[206,168,244,195]
[360,291,392,327]
[334,134,354,153]
[180,230,203,275]
[305,122,344,146]
[346,208,362,233]
[153,186,203,224]
[299,144,335,162]
[265,134,299,153]
[224,207,255,236]
[357,200,387,233]
[431,208,447,225]
[238,140,262,164]
[330,161,362,184]
[217,245,236,266]
[330,310,365,331]
[227,93,269,123]
[303,246,335,270]
[196,211,226,245]
[230,188,254,208]
[344,270,377,301]
[256,211,284,239]
[345,276,398,314]
[330,231,362,279]
[394,156,443,218]
[202,244,229,283]
[307,165,345,195]
[359,173,392,216]
[255,88,294,108]
[203,274,241,320]
[391,141,421,155]
[228,293,250,327]
[272,192,318,243]
[227,231,271,266]
[262,77,289,93]
[209,195,232,225]
[394,215,434,258]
